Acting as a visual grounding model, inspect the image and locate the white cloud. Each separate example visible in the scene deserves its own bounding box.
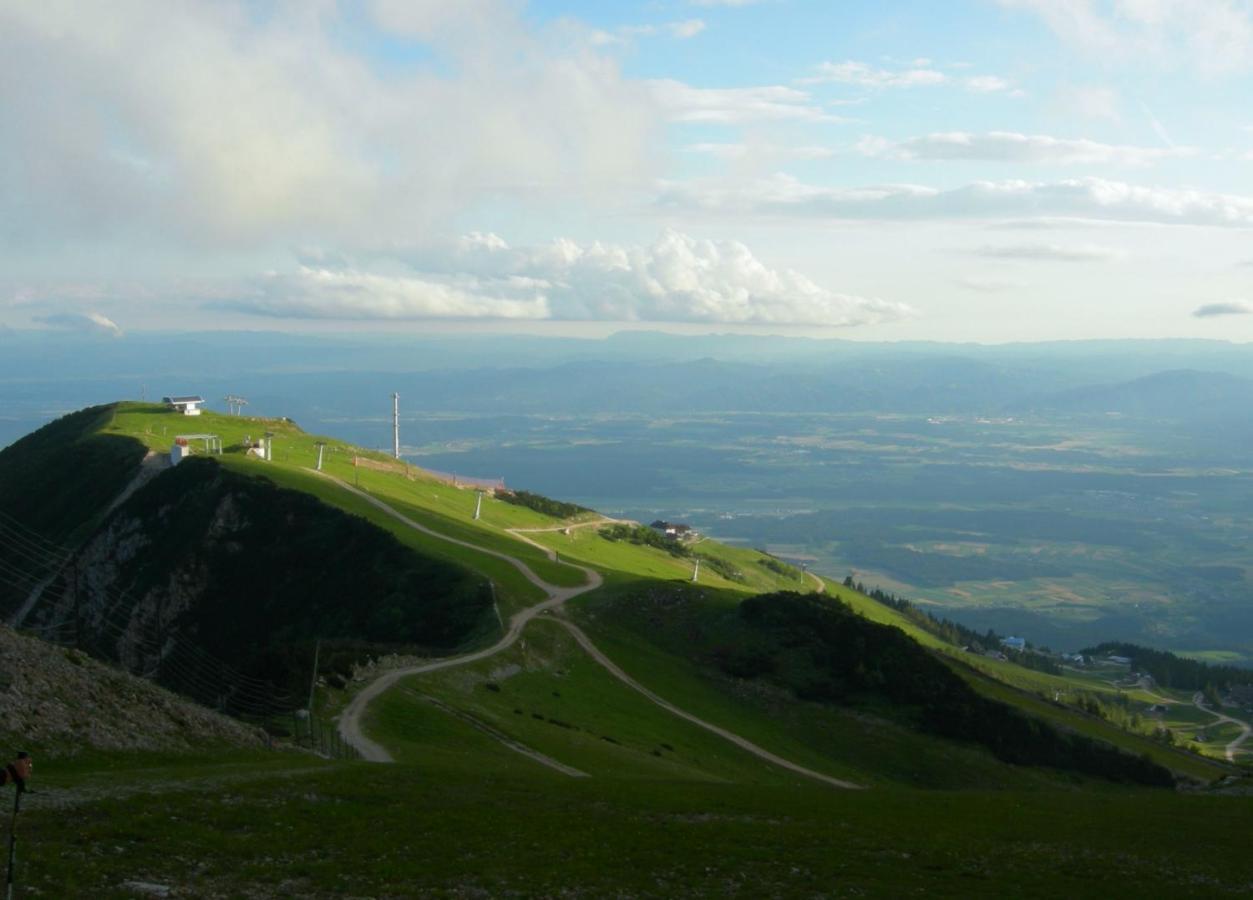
[0,2,656,245]
[592,19,707,44]
[800,60,1017,93]
[223,231,913,326]
[999,0,1253,74]
[669,19,708,38]
[974,243,1122,262]
[33,311,123,337]
[964,75,1014,93]
[801,60,948,88]
[1058,85,1122,122]
[1192,300,1253,317]
[957,276,1027,292]
[683,142,835,161]
[238,269,552,321]
[656,174,1253,227]
[649,79,844,123]
[861,131,1191,166]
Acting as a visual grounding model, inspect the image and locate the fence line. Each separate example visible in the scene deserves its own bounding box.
[0,511,359,761]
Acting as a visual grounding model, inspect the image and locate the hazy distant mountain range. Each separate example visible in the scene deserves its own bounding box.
[3,331,1252,445]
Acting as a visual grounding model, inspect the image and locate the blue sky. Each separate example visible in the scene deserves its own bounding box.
[3,0,1253,342]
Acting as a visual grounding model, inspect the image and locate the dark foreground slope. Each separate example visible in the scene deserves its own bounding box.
[16,756,1253,899]
[0,624,263,756]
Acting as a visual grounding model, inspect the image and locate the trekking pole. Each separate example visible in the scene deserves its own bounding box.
[6,751,29,900]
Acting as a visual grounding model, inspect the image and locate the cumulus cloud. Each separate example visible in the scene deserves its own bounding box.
[33,312,123,337]
[1192,300,1253,318]
[800,60,1016,93]
[860,131,1191,166]
[235,270,551,321]
[655,174,1253,227]
[0,2,656,245]
[223,231,912,327]
[648,80,844,123]
[974,243,1122,262]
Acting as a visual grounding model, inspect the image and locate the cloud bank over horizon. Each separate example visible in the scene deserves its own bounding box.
[223,231,912,327]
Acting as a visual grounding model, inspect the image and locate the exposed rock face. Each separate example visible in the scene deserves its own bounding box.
[0,625,264,757]
[21,458,493,716]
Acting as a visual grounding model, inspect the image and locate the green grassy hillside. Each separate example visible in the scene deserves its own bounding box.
[4,400,1253,896]
[0,404,147,542]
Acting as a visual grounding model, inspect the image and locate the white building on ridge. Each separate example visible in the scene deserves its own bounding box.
[163,395,204,416]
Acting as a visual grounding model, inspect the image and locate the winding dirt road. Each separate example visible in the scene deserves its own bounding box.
[325,475,861,789]
[1193,693,1252,762]
[319,473,600,762]
[555,618,861,789]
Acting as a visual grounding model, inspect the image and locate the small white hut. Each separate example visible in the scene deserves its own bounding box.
[163,395,204,416]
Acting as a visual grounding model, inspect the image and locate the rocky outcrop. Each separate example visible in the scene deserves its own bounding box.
[0,625,264,757]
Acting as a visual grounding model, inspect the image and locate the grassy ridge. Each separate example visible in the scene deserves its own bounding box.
[0,404,147,542]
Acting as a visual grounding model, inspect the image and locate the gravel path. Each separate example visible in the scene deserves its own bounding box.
[325,475,860,789]
[1194,693,1252,762]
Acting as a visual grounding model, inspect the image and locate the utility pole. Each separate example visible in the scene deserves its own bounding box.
[263,431,274,461]
[692,558,700,583]
[315,441,326,471]
[70,559,81,650]
[224,395,249,416]
[307,639,321,714]
[392,392,400,460]
[474,490,483,520]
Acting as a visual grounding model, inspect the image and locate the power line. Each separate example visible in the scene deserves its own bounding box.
[0,515,296,708]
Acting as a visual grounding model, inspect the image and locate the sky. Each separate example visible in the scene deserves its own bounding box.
[3,0,1253,343]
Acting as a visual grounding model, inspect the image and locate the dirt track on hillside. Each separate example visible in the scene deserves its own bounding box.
[323,473,860,789]
[1194,693,1252,762]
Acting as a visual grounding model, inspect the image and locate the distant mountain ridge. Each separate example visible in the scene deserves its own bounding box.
[1020,369,1253,420]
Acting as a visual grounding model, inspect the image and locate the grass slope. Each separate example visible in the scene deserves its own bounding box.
[14,754,1253,898]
